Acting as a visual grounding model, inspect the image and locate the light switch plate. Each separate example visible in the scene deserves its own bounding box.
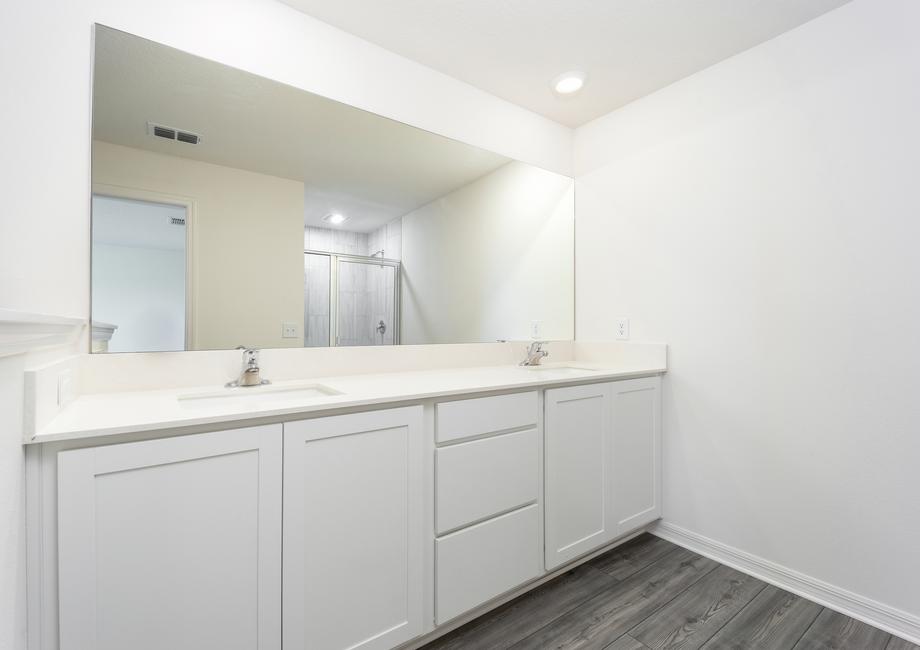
[614,317,630,340]
[281,322,299,339]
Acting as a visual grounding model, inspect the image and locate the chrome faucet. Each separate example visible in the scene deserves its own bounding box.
[226,347,270,388]
[520,341,549,366]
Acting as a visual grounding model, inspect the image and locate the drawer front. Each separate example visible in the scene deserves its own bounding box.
[435,504,541,624]
[436,391,538,444]
[436,428,539,534]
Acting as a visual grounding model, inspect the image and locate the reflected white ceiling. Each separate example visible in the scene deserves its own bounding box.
[93,27,510,232]
[281,0,852,127]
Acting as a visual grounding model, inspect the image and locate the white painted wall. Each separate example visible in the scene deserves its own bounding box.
[401,162,575,344]
[575,0,920,621]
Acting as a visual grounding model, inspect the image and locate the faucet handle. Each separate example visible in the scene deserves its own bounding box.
[520,340,549,366]
[236,346,259,365]
[227,346,268,388]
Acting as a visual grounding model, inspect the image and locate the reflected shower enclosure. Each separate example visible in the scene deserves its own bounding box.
[304,250,400,347]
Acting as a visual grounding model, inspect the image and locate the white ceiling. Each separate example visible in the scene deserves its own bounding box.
[93,27,510,232]
[280,0,852,127]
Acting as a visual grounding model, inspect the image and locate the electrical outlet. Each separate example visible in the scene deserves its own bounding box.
[614,317,630,340]
[530,320,544,339]
[281,322,299,339]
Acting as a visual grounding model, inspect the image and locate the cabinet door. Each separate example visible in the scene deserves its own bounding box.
[544,383,614,569]
[283,407,425,650]
[612,376,662,535]
[57,425,282,650]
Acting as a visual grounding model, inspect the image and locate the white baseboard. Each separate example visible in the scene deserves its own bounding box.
[651,521,920,646]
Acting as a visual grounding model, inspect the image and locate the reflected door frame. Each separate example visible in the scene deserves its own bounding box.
[92,183,199,350]
[305,249,401,347]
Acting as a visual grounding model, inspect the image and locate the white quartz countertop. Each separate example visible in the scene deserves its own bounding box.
[30,361,665,444]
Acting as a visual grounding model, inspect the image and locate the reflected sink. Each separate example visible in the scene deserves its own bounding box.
[178,382,342,409]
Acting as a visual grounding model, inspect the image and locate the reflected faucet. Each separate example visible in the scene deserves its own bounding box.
[520,341,549,366]
[226,347,270,388]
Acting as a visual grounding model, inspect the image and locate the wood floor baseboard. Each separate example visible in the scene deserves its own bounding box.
[651,521,920,646]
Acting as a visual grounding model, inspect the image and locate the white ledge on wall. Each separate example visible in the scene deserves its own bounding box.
[0,308,86,358]
[91,321,117,353]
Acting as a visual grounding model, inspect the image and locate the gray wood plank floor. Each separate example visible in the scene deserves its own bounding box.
[422,534,918,650]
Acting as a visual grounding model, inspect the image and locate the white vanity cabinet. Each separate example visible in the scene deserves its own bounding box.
[282,406,425,650]
[56,425,282,650]
[544,376,661,569]
[41,372,663,650]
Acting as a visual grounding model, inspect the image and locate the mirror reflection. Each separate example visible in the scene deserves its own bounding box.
[91,25,574,353]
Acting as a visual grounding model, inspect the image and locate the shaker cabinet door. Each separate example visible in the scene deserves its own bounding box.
[283,406,425,650]
[611,376,662,535]
[544,377,662,570]
[58,425,283,650]
[544,382,614,569]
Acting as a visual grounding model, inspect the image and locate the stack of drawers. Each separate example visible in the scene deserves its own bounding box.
[433,391,543,623]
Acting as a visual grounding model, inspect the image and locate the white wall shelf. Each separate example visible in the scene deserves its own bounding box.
[0,309,85,358]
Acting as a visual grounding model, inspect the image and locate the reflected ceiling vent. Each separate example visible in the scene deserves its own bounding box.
[169,216,186,226]
[147,122,202,145]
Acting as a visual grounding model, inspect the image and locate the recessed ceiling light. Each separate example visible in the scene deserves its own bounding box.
[322,213,349,225]
[553,71,586,95]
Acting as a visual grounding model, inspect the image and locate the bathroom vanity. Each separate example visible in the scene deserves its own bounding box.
[26,360,663,650]
[22,23,666,650]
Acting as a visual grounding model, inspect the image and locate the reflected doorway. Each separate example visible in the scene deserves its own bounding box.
[91,194,187,352]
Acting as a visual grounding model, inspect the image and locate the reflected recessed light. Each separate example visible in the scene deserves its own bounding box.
[322,213,348,225]
[553,71,586,95]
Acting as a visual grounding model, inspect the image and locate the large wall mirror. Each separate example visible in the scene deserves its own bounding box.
[90,25,575,353]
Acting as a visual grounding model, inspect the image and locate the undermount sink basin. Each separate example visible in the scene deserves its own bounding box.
[178,382,342,408]
[518,364,599,374]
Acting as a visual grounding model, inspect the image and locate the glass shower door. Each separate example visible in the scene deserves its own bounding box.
[335,259,398,346]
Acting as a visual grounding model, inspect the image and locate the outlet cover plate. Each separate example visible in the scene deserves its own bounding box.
[530,320,544,339]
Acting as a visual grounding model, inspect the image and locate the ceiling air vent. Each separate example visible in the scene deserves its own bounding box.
[152,124,176,140]
[147,122,202,145]
[169,216,186,226]
[176,130,200,145]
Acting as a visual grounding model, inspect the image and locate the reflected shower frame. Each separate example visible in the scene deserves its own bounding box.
[304,248,402,347]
